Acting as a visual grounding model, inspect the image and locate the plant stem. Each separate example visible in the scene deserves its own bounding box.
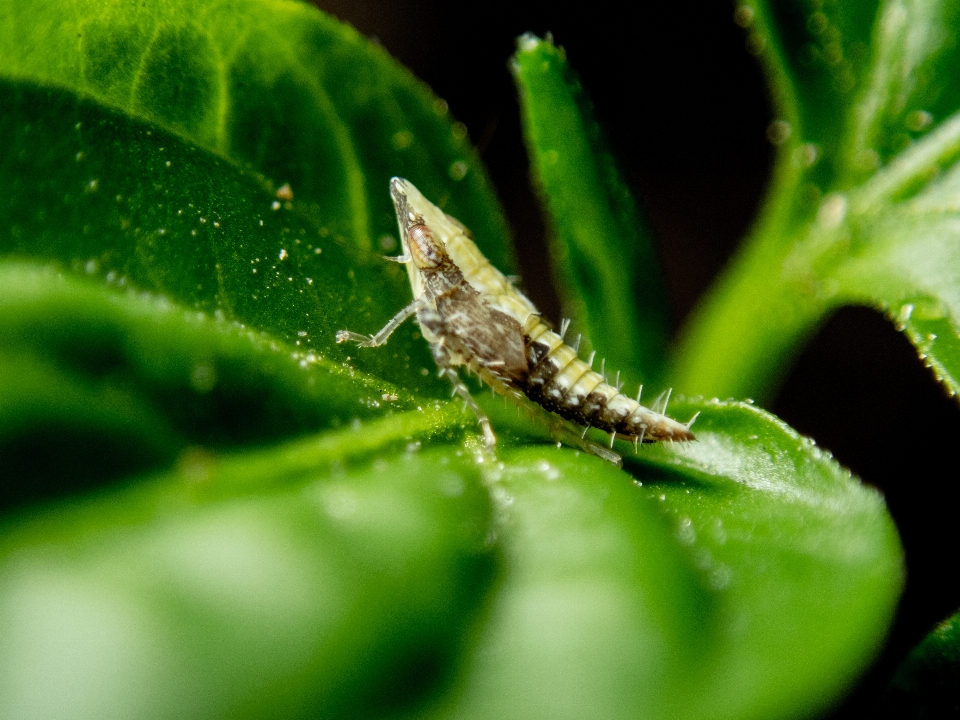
[670,150,830,404]
[671,235,827,404]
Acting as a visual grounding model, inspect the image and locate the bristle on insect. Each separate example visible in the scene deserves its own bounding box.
[341,177,696,465]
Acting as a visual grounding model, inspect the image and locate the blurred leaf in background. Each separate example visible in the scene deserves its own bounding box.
[674,0,960,408]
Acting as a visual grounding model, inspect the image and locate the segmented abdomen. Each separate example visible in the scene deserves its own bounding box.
[519,316,694,442]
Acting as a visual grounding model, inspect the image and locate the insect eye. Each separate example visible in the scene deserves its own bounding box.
[407,224,445,269]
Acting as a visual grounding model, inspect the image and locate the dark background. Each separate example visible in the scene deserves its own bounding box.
[311,1,960,715]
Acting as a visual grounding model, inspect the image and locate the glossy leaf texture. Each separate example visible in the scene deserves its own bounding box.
[0,1,907,719]
[417,402,902,720]
[510,34,669,390]
[0,262,468,509]
[673,0,960,403]
[0,1,507,715]
[0,0,515,390]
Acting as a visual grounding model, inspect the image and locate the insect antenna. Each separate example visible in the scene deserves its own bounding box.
[559,318,571,340]
[685,411,701,429]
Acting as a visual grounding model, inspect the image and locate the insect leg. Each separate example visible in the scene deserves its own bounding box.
[336,299,420,347]
[548,418,621,466]
[432,344,497,449]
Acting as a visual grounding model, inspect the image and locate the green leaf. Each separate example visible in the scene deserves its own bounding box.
[510,34,669,388]
[0,261,471,510]
[0,447,494,719]
[887,608,960,717]
[673,0,960,403]
[0,0,518,395]
[0,0,513,267]
[1,4,511,708]
[419,402,902,720]
[0,1,907,717]
[0,80,430,389]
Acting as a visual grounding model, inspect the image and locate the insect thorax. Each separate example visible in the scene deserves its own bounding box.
[382,178,695,448]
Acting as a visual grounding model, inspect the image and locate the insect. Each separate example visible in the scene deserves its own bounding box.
[336,178,696,464]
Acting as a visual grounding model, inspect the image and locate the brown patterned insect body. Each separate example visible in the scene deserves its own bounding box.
[336,178,695,463]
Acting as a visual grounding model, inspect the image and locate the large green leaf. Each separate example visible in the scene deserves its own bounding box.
[0,0,517,394]
[510,34,669,389]
[0,0,907,718]
[0,261,461,510]
[0,3,508,713]
[0,81,437,390]
[674,0,960,403]
[419,402,901,720]
[0,0,513,266]
[0,445,494,719]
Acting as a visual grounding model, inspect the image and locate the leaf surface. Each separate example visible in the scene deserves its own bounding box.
[0,447,493,720]
[421,402,902,720]
[511,34,669,388]
[0,0,513,266]
[0,1,908,718]
[674,0,960,403]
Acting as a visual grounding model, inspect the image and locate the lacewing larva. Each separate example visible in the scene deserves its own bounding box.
[336,178,696,464]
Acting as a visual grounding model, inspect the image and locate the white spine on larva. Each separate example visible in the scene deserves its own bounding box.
[522,321,693,442]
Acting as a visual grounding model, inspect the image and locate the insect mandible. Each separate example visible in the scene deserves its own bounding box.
[336,178,696,464]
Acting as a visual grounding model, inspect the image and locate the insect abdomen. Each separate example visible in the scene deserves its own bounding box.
[521,317,694,442]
